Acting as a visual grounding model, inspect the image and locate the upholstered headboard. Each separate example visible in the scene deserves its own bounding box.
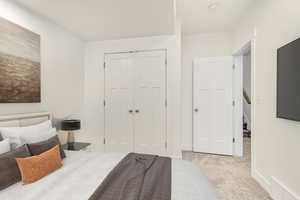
[0,112,51,128]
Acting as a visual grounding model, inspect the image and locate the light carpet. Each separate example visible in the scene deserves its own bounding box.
[182,138,272,200]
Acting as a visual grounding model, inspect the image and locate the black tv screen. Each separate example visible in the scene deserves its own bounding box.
[277,38,300,121]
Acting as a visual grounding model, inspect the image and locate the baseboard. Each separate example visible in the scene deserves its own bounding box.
[252,169,271,194]
[181,144,192,151]
[171,155,182,159]
[270,177,300,200]
[252,169,300,200]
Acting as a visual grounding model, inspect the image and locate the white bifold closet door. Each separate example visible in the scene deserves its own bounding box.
[105,50,166,155]
[105,53,134,153]
[193,57,233,156]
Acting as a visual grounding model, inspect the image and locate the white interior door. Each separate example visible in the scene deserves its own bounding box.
[105,53,134,153]
[104,50,167,155]
[193,57,233,155]
[132,51,167,155]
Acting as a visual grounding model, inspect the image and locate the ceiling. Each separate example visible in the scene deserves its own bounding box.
[14,0,175,41]
[177,0,253,35]
[14,0,253,41]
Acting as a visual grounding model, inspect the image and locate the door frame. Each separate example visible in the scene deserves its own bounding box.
[103,49,168,153]
[192,56,234,155]
[232,39,256,174]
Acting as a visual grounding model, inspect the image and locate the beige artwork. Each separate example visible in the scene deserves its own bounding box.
[0,17,40,103]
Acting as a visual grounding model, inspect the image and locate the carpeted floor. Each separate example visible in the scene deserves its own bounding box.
[182,138,272,200]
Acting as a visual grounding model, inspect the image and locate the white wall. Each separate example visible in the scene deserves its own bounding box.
[181,32,233,150]
[82,29,182,157]
[234,1,300,198]
[0,0,84,120]
[243,52,251,127]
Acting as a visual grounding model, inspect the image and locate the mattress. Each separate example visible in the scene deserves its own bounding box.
[0,151,217,200]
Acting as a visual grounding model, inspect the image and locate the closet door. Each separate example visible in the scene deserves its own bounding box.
[104,53,134,153]
[132,51,167,155]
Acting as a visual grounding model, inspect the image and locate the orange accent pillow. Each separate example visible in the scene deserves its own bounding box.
[16,145,62,184]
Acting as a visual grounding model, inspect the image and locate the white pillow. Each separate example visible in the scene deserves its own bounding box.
[25,120,52,130]
[0,120,53,148]
[0,138,11,154]
[20,128,57,144]
[0,128,23,149]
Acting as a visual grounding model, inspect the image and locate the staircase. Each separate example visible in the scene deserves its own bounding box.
[243,89,251,138]
[243,118,251,137]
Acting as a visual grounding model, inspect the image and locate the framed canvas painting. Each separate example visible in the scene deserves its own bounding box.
[0,17,41,103]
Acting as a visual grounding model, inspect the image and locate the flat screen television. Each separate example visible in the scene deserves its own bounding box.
[277,38,300,121]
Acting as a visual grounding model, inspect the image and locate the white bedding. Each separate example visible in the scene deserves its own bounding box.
[0,151,217,200]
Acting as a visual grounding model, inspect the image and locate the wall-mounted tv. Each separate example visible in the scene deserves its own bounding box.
[277,38,300,121]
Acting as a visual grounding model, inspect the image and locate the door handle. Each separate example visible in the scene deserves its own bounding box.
[135,109,140,113]
[129,110,133,113]
[194,108,199,112]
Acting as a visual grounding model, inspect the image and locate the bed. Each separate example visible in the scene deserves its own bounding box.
[0,112,217,200]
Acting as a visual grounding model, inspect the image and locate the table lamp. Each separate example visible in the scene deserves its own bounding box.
[61,119,81,149]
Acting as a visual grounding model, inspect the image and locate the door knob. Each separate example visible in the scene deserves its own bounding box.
[135,109,140,113]
[194,108,199,112]
[129,110,133,113]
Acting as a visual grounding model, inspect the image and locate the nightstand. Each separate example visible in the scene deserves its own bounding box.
[62,142,91,151]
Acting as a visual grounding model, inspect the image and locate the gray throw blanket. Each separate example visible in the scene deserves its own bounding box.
[89,153,171,200]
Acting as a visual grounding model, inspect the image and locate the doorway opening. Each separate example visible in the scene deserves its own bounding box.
[233,40,255,174]
[242,48,252,170]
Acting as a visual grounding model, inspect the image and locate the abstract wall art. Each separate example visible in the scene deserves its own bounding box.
[0,16,41,103]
